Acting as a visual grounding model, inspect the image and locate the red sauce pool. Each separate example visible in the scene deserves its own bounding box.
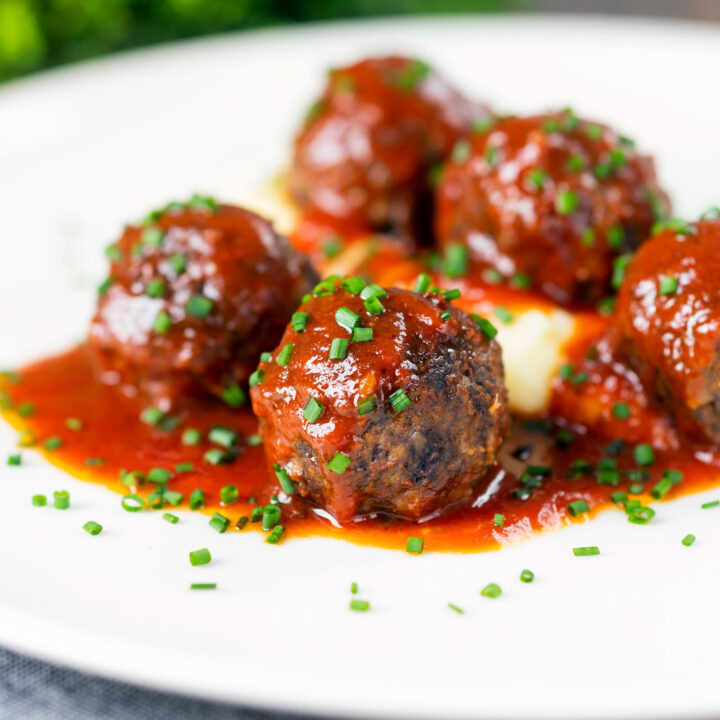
[3,344,720,553]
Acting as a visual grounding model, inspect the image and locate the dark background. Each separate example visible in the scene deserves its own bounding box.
[1,0,718,84]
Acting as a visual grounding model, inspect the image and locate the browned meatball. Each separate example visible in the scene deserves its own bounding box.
[250,279,509,522]
[89,197,317,408]
[436,111,670,304]
[613,215,720,443]
[289,55,489,244]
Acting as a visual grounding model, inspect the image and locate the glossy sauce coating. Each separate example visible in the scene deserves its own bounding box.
[89,201,316,407]
[290,56,488,245]
[250,284,509,521]
[4,346,720,553]
[436,112,669,304]
[612,218,720,442]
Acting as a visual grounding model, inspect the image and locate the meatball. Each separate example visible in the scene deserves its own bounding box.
[436,111,670,304]
[250,279,509,522]
[89,197,317,407]
[289,55,489,244]
[613,216,720,443]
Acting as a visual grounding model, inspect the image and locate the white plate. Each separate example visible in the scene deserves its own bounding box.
[2,15,720,720]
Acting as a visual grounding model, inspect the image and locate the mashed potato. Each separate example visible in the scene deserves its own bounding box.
[245,180,576,415]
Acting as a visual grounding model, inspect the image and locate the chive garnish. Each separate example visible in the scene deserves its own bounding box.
[612,402,630,419]
[266,525,285,544]
[406,537,424,554]
[185,295,213,318]
[53,490,70,510]
[303,397,324,423]
[340,276,366,295]
[351,327,372,342]
[175,462,194,474]
[276,343,294,366]
[262,504,281,531]
[32,494,46,506]
[659,275,679,296]
[189,489,205,510]
[350,599,370,612]
[220,485,239,505]
[364,296,384,314]
[444,243,468,279]
[682,534,696,547]
[82,521,102,536]
[335,306,361,332]
[520,569,534,583]
[208,426,237,449]
[556,190,579,215]
[146,278,166,298]
[414,273,431,293]
[389,388,411,413]
[572,546,600,556]
[209,512,230,534]
[221,385,246,408]
[472,314,498,339]
[249,369,264,387]
[634,444,655,467]
[153,310,172,334]
[204,449,231,465]
[291,312,308,333]
[329,338,349,361]
[448,603,464,614]
[121,494,145,512]
[235,517,249,531]
[350,582,358,594]
[702,500,719,509]
[327,452,351,474]
[147,468,172,484]
[480,583,502,599]
[189,548,211,566]
[182,428,201,446]
[163,512,179,524]
[357,396,377,416]
[273,463,296,495]
[190,583,217,590]
[567,500,590,517]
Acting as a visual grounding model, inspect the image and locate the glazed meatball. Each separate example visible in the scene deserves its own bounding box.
[89,197,317,407]
[613,216,720,443]
[250,280,509,522]
[436,111,670,304]
[289,55,489,244]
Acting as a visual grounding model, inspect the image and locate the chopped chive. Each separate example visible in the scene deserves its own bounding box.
[189,548,211,566]
[270,464,294,495]
[163,490,183,506]
[17,402,35,418]
[585,124,603,140]
[175,462,194,474]
[510,273,531,289]
[208,426,238,448]
[702,500,719,509]
[250,506,264,523]
[185,295,214,318]
[494,306,513,324]
[628,483,644,495]
[610,491,628,505]
[520,569,534,583]
[572,546,600,556]
[235,516,249,531]
[82,521,102,536]
[43,436,62,451]
[303,396,324,423]
[472,314,498,339]
[221,385,246,408]
[249,368,264,387]
[482,268,503,284]
[276,343,294,366]
[53,490,70,510]
[350,582,358,594]
[266,525,285,544]
[444,243,468,278]
[440,311,451,321]
[611,253,634,289]
[190,583,217,590]
[340,276,366,295]
[634,443,655,467]
[209,512,230,533]
[153,310,172,334]
[448,603,464,614]
[406,536,424,554]
[169,253,187,274]
[84,457,105,467]
[351,326,373,342]
[142,226,163,247]
[146,278,166,298]
[350,599,370,612]
[567,499,590,517]
[480,583,502,599]
[335,306,361,332]
[612,402,630,419]
[607,225,625,249]
[147,468,172,484]
[245,434,262,447]
[140,407,165,426]
[291,311,308,333]
[556,190,579,215]
[65,417,82,431]
[329,337,349,361]
[189,489,205,510]
[182,428,201,446]
[414,273,431,293]
[121,493,145,512]
[494,513,504,527]
[566,154,584,172]
[682,533,696,547]
[262,504,282,531]
[357,396,377,416]
[364,296,384,314]
[659,275,679,296]
[31,494,46,506]
[443,288,461,301]
[389,388,411,413]
[220,485,239,505]
[327,452,351,474]
[204,449,231,465]
[98,277,114,295]
[163,512,179,524]
[527,168,547,190]
[260,351,272,363]
[627,505,655,524]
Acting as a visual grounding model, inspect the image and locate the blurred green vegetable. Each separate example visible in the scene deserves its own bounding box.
[0,0,524,83]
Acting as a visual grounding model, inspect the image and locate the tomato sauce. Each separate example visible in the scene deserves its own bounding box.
[3,339,720,553]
